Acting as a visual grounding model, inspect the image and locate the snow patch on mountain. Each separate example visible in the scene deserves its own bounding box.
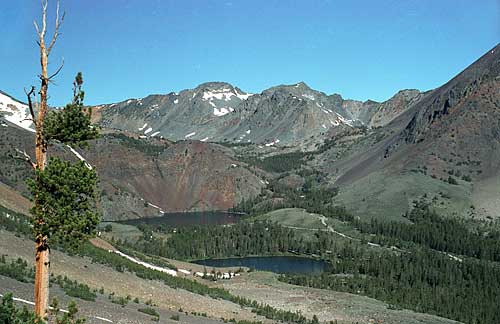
[202,88,235,101]
[213,107,234,116]
[235,89,253,100]
[202,88,253,102]
[185,132,196,138]
[0,92,34,132]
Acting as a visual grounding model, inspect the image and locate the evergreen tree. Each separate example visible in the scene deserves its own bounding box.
[24,0,100,318]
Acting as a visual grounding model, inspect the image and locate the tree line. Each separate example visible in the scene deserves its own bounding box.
[353,201,500,262]
[118,205,500,324]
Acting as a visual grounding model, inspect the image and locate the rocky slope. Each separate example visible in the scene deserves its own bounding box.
[0,118,265,220]
[91,81,420,149]
[326,44,500,220]
[85,133,265,220]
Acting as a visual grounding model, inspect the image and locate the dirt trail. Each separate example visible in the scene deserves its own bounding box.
[318,215,355,240]
[283,214,381,248]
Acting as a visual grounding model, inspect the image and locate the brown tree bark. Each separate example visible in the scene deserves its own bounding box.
[33,39,50,320]
[31,0,64,319]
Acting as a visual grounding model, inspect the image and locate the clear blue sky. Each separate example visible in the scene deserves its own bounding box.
[1,0,498,106]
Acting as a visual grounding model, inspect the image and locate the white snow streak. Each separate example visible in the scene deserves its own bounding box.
[264,139,280,147]
[112,250,177,276]
[138,123,147,131]
[66,145,92,170]
[144,127,153,134]
[336,113,354,127]
[0,293,113,322]
[185,132,196,138]
[235,89,254,100]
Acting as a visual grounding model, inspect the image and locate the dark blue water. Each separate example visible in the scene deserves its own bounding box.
[192,256,329,274]
[117,211,244,227]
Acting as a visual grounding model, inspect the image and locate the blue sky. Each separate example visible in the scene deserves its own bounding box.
[1,0,498,106]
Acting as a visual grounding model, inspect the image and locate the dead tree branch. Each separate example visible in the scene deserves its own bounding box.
[9,148,37,169]
[47,1,65,55]
[48,57,64,81]
[24,86,37,126]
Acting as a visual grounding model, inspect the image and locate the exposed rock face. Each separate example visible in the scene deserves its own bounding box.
[401,45,500,147]
[81,135,265,219]
[323,44,500,220]
[92,81,421,148]
[368,89,423,128]
[0,120,265,220]
[92,81,360,147]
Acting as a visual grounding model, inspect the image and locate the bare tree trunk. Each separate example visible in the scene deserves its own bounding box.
[34,238,49,318]
[32,0,64,319]
[34,44,50,320]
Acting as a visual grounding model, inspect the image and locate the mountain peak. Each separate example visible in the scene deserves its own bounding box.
[294,81,311,89]
[195,81,235,91]
[263,82,317,98]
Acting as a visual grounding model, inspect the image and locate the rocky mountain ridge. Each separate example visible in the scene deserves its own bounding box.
[91,81,422,148]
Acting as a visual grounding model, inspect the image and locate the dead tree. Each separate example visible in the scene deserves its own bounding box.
[30,0,65,319]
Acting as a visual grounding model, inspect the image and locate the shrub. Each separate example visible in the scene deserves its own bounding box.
[138,307,160,319]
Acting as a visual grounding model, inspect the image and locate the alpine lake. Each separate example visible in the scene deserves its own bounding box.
[115,211,330,274]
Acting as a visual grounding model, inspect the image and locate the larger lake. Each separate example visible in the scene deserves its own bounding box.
[116,211,244,227]
[192,256,330,274]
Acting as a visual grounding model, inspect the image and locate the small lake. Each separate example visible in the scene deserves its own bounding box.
[192,256,330,274]
[116,211,244,227]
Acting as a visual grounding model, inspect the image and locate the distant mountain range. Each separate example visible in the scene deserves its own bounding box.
[91,81,422,148]
[1,44,498,221]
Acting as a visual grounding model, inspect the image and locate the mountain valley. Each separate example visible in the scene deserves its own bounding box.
[1,42,499,324]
